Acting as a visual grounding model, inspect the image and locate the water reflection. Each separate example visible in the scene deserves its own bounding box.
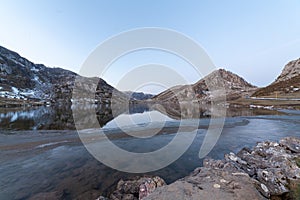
[0,104,298,200]
[0,103,283,131]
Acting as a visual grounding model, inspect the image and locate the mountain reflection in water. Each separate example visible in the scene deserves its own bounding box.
[0,103,282,131]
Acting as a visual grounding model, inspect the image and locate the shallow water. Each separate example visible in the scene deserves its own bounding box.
[0,106,300,199]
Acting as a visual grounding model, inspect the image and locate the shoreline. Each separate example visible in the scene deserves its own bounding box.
[1,95,300,109]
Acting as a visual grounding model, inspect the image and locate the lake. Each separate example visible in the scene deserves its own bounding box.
[0,104,300,199]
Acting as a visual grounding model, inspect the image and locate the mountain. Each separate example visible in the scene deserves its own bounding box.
[0,45,128,104]
[275,58,300,83]
[0,46,76,101]
[152,69,257,103]
[124,91,154,100]
[252,58,300,98]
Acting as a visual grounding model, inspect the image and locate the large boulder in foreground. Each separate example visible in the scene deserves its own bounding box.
[144,166,265,200]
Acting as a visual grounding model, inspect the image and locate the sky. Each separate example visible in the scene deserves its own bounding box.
[0,0,299,93]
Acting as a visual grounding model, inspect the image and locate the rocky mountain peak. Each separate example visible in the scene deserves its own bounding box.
[220,69,253,86]
[200,69,256,89]
[275,58,300,83]
[152,68,256,103]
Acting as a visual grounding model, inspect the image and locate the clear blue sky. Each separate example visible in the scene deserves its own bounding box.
[0,0,299,93]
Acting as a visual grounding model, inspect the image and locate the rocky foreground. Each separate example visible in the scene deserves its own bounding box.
[98,137,300,200]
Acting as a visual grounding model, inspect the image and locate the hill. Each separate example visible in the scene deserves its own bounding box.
[252,58,300,98]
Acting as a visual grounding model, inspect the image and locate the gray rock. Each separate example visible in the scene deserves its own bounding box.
[109,176,166,200]
[144,166,266,200]
[280,137,300,153]
[225,137,300,198]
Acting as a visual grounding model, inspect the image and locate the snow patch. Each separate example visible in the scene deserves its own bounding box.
[10,113,18,122]
[11,87,19,94]
[10,58,25,67]
[250,105,274,110]
[31,67,39,72]
[33,76,39,81]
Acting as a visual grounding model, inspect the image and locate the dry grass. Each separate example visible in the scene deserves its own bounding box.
[252,75,300,97]
[229,98,300,109]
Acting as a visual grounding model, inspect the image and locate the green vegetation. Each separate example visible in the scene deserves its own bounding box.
[295,157,300,168]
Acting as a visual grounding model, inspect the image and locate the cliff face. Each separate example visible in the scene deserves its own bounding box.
[0,46,128,104]
[252,58,300,97]
[152,69,257,103]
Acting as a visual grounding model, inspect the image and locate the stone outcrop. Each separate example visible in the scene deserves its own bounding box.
[101,137,300,200]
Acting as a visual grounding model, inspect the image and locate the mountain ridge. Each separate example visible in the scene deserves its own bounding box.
[2,45,299,106]
[0,45,128,104]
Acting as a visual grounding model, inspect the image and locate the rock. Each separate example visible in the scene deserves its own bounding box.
[256,168,289,196]
[225,152,247,165]
[226,137,300,198]
[280,137,300,153]
[144,166,265,200]
[109,176,166,200]
[252,180,270,198]
[139,179,157,199]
